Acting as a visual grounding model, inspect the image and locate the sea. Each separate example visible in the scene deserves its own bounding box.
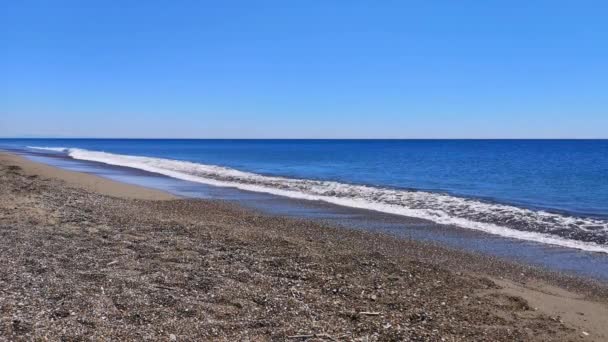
[2,139,608,278]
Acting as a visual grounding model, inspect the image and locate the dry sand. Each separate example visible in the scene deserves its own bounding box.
[1,152,607,341]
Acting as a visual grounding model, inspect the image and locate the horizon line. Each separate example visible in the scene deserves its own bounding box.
[1,137,607,140]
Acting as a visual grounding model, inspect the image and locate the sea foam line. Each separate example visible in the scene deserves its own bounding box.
[27,146,608,253]
[27,146,68,152]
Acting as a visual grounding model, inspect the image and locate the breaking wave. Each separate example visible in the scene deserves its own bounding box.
[27,146,608,253]
[27,146,68,152]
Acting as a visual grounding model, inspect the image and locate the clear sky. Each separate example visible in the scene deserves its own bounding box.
[1,1,607,138]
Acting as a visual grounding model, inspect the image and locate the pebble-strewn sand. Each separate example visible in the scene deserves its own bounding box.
[1,152,607,341]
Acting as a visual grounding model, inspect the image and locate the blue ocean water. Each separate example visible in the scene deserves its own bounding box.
[2,139,608,250]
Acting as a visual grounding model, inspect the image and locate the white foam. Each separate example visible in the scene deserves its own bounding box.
[34,147,608,253]
[27,146,69,152]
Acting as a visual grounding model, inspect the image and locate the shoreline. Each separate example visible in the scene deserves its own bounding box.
[11,149,608,281]
[0,152,176,201]
[15,144,608,259]
[1,151,607,340]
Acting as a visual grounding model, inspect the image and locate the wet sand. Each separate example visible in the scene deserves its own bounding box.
[1,152,607,341]
[0,152,175,201]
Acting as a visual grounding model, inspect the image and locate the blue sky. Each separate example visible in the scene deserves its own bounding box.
[1,1,607,138]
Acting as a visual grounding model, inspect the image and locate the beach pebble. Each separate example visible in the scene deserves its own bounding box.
[2,156,601,342]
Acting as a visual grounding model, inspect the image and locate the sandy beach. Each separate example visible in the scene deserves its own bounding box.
[1,151,607,341]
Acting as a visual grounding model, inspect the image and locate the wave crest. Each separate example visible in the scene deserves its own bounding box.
[28,146,68,152]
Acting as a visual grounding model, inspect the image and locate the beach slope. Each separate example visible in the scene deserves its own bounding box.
[0,152,606,341]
